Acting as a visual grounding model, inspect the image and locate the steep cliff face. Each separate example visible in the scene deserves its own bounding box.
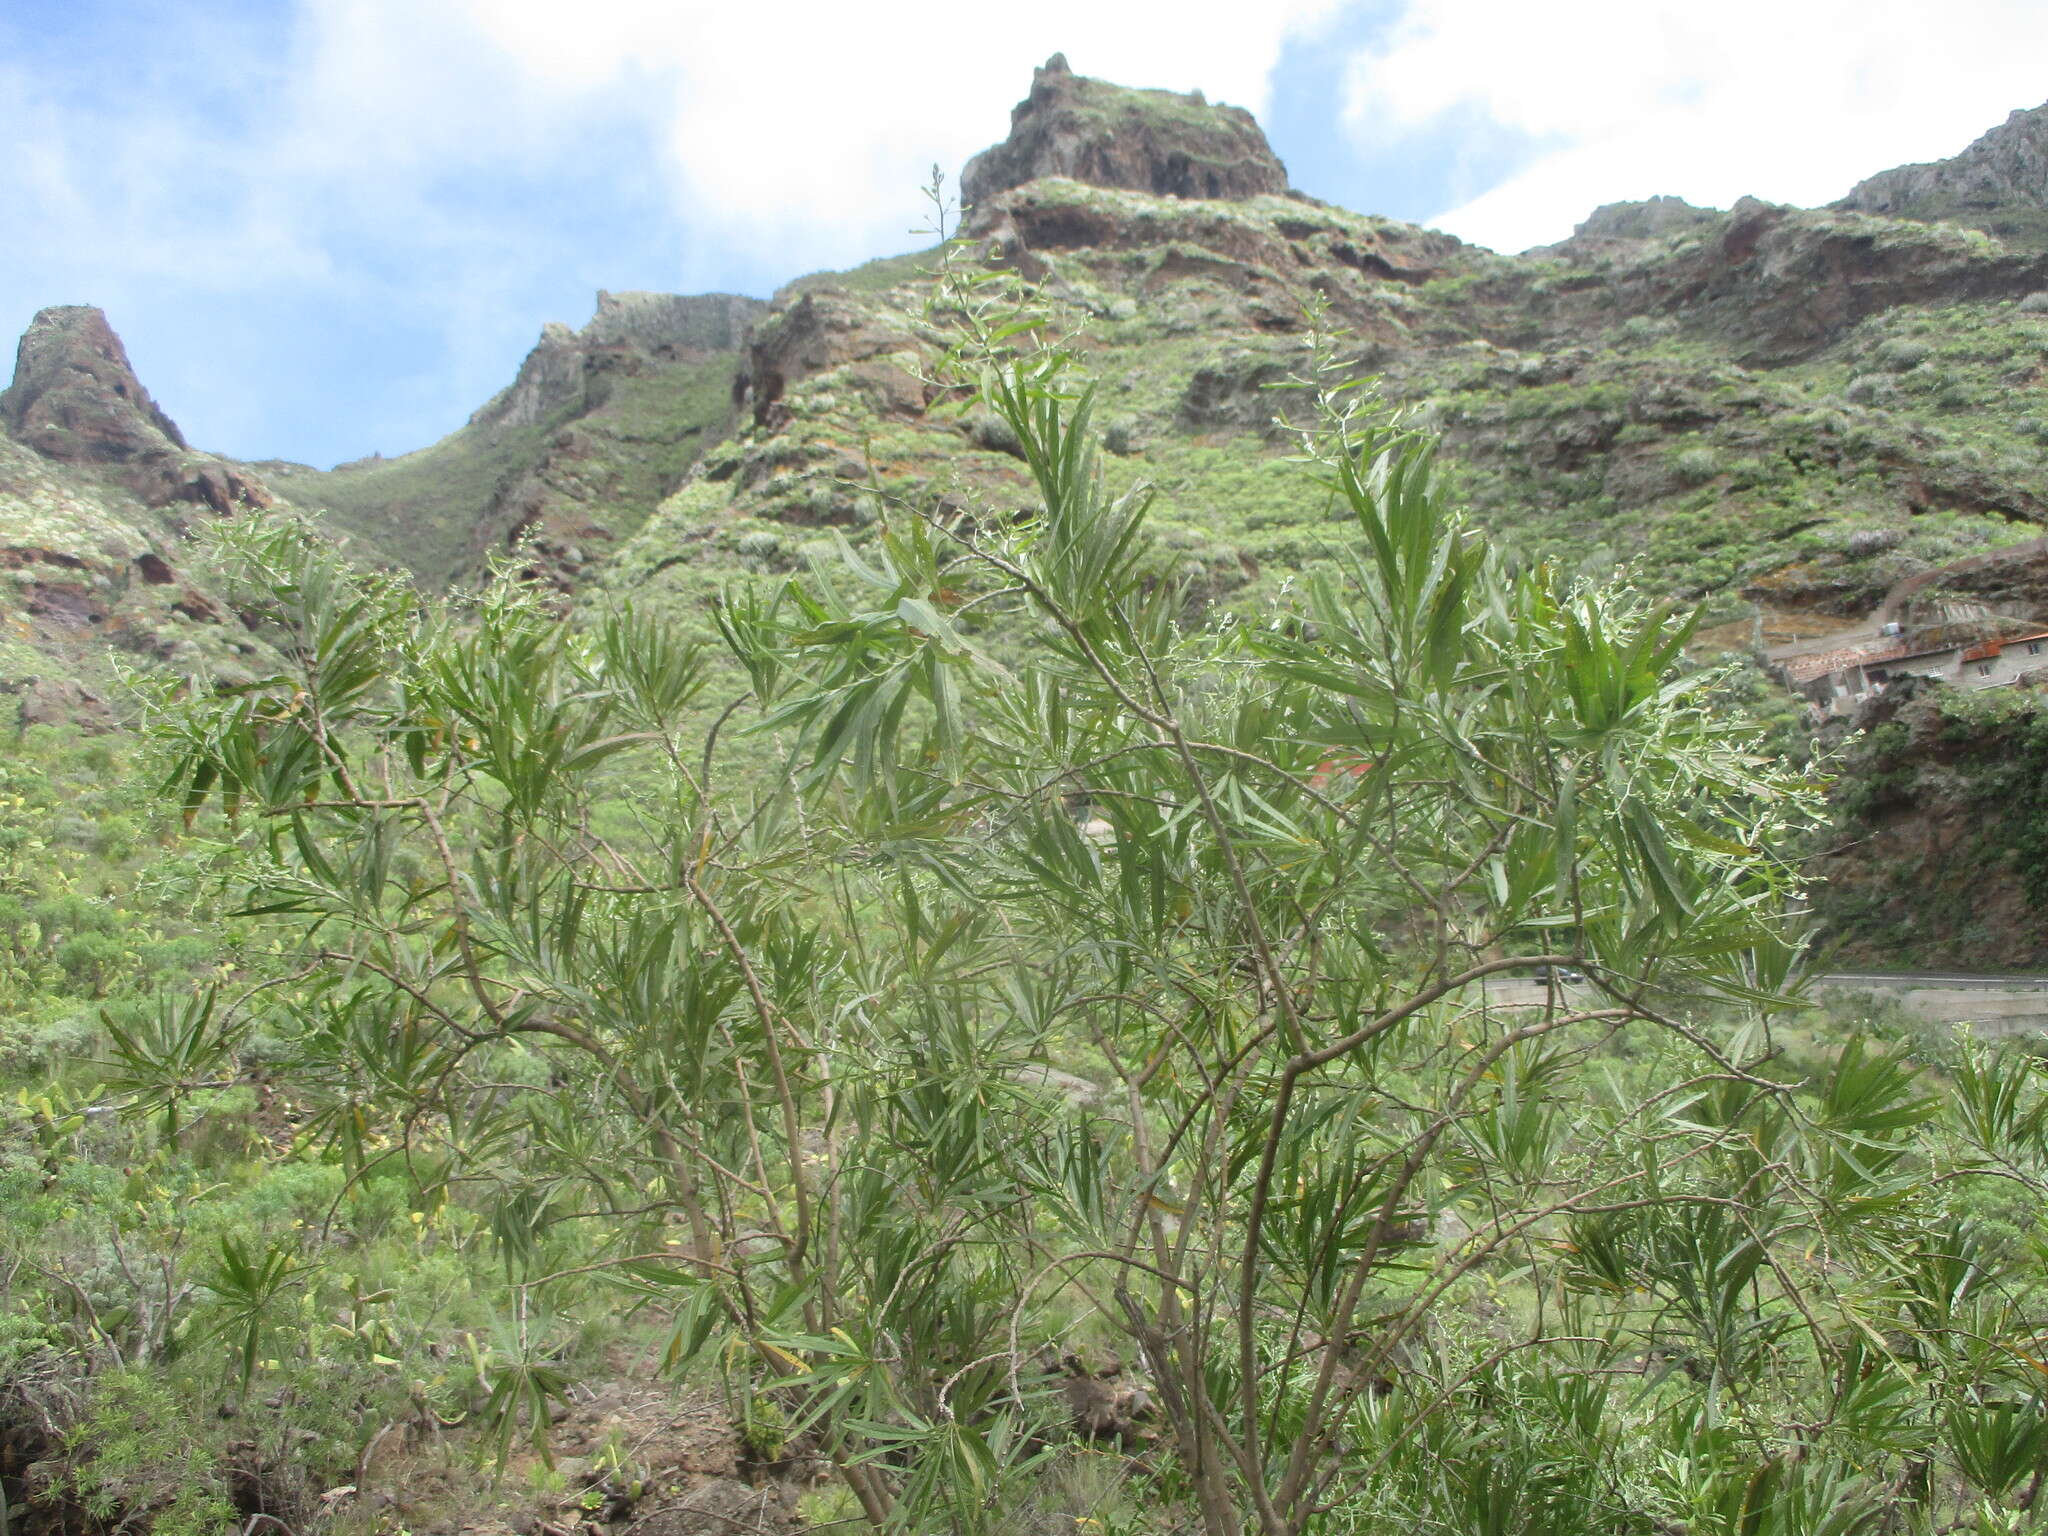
[961,54,1288,212]
[1838,101,2048,249]
[282,290,764,588]
[1813,681,2048,970]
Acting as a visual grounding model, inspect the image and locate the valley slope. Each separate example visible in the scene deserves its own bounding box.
[8,56,2048,964]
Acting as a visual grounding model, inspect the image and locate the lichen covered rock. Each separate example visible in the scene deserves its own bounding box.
[962,53,1288,213]
[1839,100,2048,247]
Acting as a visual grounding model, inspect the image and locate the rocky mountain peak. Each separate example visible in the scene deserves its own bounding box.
[583,290,759,355]
[1,304,187,463]
[0,304,272,516]
[1572,195,1721,243]
[1837,101,2048,246]
[960,54,1288,211]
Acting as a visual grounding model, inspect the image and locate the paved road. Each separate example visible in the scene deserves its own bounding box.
[1815,972,2048,1039]
[1480,971,2048,1038]
[1822,972,2048,991]
[1485,972,2048,993]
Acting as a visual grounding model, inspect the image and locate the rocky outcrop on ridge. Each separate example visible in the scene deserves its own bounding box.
[472,290,761,432]
[285,290,765,589]
[2,306,275,515]
[1523,197,2048,365]
[1838,101,2048,248]
[962,54,1288,214]
[0,310,290,708]
[1540,196,1722,259]
[743,289,928,430]
[968,176,1463,297]
[1574,196,1722,242]
[1,305,187,462]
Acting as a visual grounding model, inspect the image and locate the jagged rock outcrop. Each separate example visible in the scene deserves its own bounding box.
[1,305,187,462]
[0,310,288,711]
[743,290,927,428]
[1838,101,2048,247]
[0,306,274,515]
[1575,196,1722,242]
[962,54,1288,215]
[475,321,587,431]
[473,291,762,431]
[1541,196,1722,259]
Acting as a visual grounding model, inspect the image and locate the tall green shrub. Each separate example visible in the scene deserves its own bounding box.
[138,284,2048,1535]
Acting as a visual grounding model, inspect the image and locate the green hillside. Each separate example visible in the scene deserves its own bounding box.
[602,190,2048,647]
[11,58,2048,1536]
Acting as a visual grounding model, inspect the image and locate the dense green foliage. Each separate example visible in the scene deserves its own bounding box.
[8,280,2048,1535]
[0,728,215,1051]
[1814,684,2048,968]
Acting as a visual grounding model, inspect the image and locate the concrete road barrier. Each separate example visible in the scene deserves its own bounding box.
[1813,976,2048,1038]
[1469,972,2048,1037]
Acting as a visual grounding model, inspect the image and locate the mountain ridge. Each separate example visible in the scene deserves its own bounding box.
[10,58,2048,965]
[9,60,2048,693]
[1838,99,2048,249]
[266,289,764,590]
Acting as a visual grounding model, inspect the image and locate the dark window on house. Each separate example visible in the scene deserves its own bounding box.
[2028,641,2042,655]
[1977,663,1994,677]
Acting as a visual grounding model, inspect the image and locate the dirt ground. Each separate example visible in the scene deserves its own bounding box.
[338,1379,816,1536]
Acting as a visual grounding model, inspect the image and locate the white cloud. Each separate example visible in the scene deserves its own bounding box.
[22,0,2035,459]
[427,0,1341,270]
[1340,0,2048,250]
[2,1,1338,458]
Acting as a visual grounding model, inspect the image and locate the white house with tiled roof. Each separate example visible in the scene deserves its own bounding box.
[1771,625,2048,718]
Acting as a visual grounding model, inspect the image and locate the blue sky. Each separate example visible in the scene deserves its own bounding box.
[4,0,2043,469]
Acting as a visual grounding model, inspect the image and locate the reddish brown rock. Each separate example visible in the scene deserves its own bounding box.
[1,305,278,514]
[0,305,185,463]
[742,290,919,426]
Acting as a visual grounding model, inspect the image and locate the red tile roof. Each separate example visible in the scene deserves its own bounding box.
[1963,629,2048,663]
[1781,642,1906,684]
[1775,628,2048,685]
